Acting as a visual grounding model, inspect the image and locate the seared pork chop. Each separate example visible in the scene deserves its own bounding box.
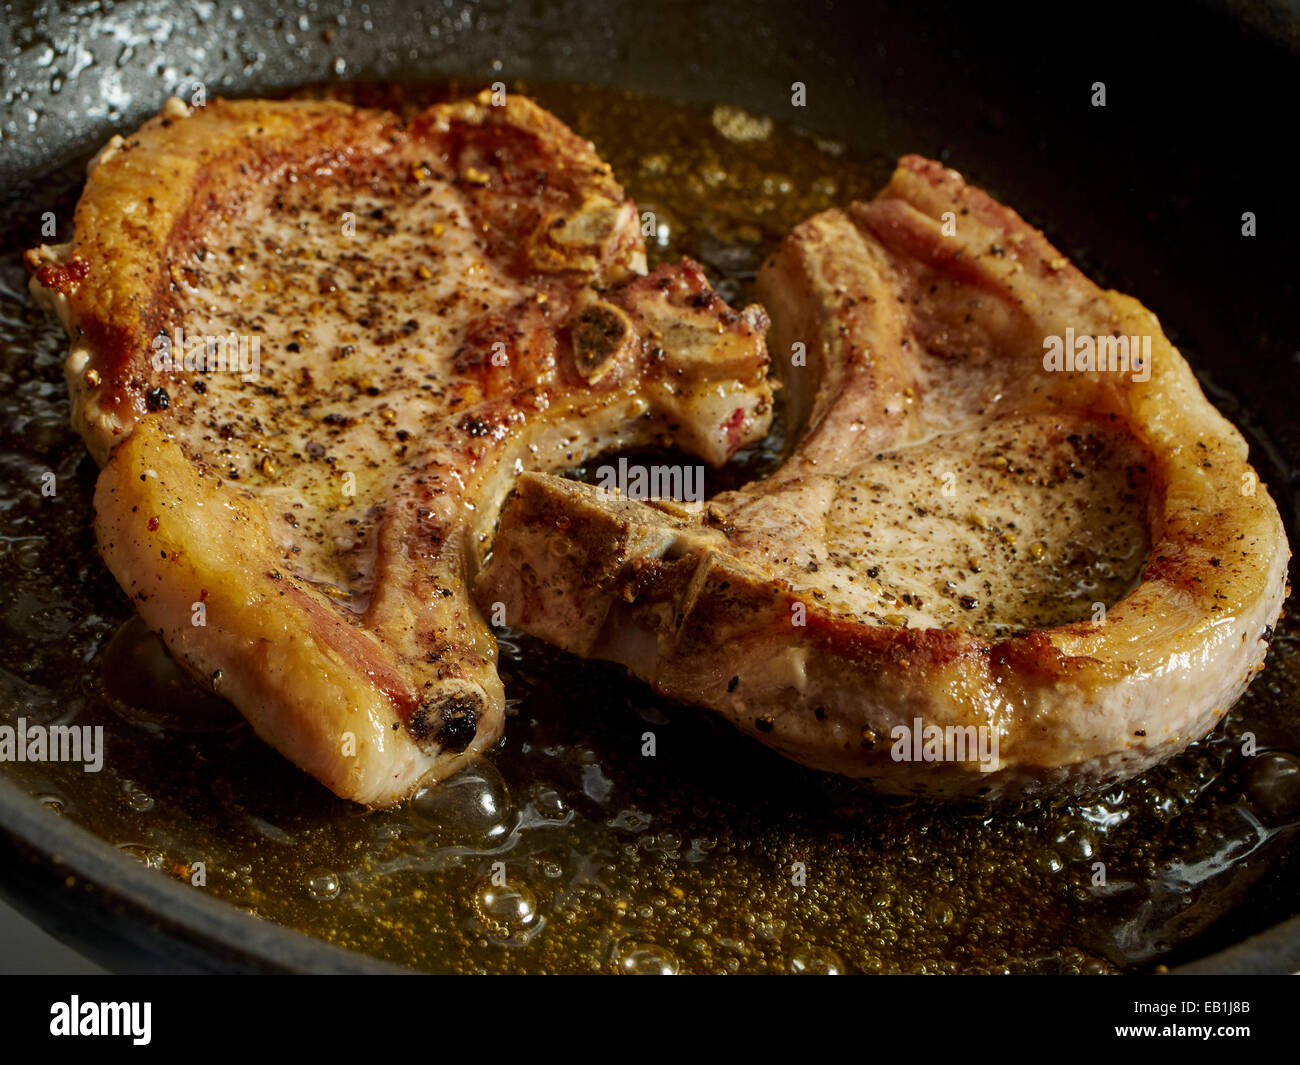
[26,93,773,806]
[478,155,1290,798]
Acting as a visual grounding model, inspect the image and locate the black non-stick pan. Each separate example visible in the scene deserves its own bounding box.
[1,0,1298,973]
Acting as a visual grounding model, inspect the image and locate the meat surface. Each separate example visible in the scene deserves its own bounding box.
[26,93,773,806]
[478,155,1290,798]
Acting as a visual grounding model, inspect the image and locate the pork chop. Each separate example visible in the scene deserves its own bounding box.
[26,93,773,806]
[477,155,1290,798]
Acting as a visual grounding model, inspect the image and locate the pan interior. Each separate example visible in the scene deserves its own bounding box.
[1,80,1299,974]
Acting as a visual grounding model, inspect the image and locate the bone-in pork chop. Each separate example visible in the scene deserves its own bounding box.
[26,93,772,806]
[478,155,1290,798]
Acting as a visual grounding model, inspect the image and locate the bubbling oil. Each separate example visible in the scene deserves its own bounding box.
[0,81,1297,973]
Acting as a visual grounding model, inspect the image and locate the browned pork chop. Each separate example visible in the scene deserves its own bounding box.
[26,93,773,806]
[478,155,1290,798]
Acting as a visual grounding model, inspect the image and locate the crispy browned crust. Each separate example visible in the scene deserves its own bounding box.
[478,155,1291,798]
[25,93,643,461]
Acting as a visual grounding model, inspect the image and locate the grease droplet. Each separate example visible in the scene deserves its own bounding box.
[473,879,537,936]
[614,940,679,975]
[307,869,341,901]
[117,843,164,869]
[36,793,64,813]
[789,945,844,975]
[1247,751,1300,823]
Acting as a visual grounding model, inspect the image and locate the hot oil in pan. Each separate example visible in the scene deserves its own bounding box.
[1,81,1299,974]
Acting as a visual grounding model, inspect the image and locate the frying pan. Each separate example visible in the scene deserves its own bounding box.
[1,0,1298,973]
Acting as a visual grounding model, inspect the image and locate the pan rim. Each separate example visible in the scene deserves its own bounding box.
[0,772,399,974]
[1,766,1297,973]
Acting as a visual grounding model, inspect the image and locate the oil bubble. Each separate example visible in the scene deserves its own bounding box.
[116,843,165,869]
[307,868,341,901]
[527,782,567,821]
[1034,849,1064,874]
[35,793,64,813]
[411,761,516,842]
[613,940,679,975]
[789,945,844,974]
[123,782,154,813]
[1246,751,1300,823]
[926,898,954,925]
[473,879,538,936]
